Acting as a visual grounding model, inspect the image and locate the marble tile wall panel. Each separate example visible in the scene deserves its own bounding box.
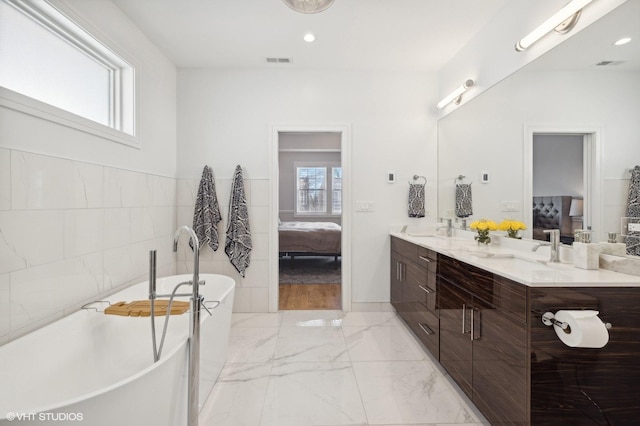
[11,151,103,209]
[3,149,178,343]
[0,273,10,342]
[0,210,64,274]
[176,175,270,313]
[0,148,10,210]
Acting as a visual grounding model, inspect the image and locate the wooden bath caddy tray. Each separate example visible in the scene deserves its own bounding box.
[104,300,190,317]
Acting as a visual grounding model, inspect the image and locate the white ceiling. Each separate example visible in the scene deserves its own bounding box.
[111,0,509,70]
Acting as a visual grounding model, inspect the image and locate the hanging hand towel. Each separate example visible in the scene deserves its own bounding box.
[626,166,640,256]
[408,183,425,218]
[225,165,252,277]
[191,165,222,252]
[455,183,473,218]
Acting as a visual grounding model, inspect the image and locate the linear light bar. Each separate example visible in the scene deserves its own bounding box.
[436,79,474,110]
[515,0,593,52]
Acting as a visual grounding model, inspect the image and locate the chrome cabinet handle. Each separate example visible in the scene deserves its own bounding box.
[419,255,433,263]
[470,308,474,341]
[418,323,435,335]
[471,309,481,341]
[418,284,433,294]
[462,303,467,334]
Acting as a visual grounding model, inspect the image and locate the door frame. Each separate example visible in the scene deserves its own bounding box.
[269,124,352,312]
[523,125,602,242]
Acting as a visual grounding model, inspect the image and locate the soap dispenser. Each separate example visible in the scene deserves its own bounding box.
[598,232,627,256]
[573,230,600,270]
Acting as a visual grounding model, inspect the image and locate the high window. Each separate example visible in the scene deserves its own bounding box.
[0,0,136,144]
[296,164,342,216]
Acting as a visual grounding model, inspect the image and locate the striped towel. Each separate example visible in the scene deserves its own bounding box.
[626,166,640,256]
[191,165,222,251]
[408,183,425,218]
[455,183,473,218]
[225,165,252,277]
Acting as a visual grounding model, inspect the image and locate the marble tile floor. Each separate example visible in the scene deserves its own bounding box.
[199,310,489,426]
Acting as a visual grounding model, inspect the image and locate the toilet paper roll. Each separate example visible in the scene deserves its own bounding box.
[553,310,609,348]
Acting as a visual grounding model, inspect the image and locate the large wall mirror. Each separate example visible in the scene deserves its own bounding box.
[437,0,640,255]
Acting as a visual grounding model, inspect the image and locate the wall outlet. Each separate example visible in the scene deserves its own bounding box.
[629,223,640,232]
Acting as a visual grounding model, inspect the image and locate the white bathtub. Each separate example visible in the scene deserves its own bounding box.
[0,274,235,426]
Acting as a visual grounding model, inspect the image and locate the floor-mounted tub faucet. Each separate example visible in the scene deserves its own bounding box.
[172,225,202,426]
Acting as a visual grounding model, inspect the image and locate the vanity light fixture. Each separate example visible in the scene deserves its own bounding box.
[515,0,593,52]
[614,37,632,46]
[282,0,334,14]
[304,33,316,43]
[436,79,475,110]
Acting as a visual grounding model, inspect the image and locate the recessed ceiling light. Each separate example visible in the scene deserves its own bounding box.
[614,37,632,46]
[304,33,316,43]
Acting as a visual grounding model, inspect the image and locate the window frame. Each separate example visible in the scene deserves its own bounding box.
[0,0,138,148]
[294,162,342,218]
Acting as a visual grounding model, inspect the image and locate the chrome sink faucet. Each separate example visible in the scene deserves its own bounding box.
[437,218,453,237]
[531,229,561,263]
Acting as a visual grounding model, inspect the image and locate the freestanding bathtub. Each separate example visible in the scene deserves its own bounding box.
[0,274,235,426]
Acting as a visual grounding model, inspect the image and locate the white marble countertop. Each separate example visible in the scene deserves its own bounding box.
[390,231,640,288]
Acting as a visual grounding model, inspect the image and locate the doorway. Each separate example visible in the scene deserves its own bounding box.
[269,125,352,312]
[523,126,602,242]
[278,132,342,309]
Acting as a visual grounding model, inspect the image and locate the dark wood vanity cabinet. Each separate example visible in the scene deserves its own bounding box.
[392,237,527,425]
[392,236,640,425]
[390,237,439,358]
[438,255,528,425]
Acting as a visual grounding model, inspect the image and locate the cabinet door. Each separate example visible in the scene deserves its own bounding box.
[472,303,528,425]
[438,277,472,397]
[390,251,403,311]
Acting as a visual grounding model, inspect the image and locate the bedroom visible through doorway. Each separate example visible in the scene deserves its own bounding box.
[277,132,342,310]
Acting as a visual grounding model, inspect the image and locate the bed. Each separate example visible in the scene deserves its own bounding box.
[532,196,574,244]
[278,221,341,268]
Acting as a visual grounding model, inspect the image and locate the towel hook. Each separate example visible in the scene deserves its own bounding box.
[454,175,466,184]
[410,175,427,185]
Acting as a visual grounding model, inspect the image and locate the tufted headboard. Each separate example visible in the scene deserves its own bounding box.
[532,196,573,241]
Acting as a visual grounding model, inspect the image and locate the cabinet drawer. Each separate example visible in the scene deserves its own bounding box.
[417,246,437,273]
[405,274,437,314]
[405,305,439,359]
[391,236,418,262]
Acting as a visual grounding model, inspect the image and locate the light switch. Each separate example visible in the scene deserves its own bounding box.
[356,201,375,212]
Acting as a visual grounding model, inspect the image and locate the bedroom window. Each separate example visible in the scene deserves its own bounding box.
[296,164,342,216]
[0,0,136,143]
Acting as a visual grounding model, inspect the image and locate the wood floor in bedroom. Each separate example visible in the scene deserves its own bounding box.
[279,283,341,310]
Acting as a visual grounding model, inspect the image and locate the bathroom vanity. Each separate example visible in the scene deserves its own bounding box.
[390,233,640,425]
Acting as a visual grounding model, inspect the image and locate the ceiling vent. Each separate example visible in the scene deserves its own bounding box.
[596,60,625,66]
[266,57,292,64]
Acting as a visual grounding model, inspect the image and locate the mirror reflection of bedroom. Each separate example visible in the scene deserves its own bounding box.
[532,133,585,245]
[278,132,342,310]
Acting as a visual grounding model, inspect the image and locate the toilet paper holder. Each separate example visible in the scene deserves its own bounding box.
[541,311,612,330]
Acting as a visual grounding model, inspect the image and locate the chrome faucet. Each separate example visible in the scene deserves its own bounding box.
[437,218,453,237]
[531,229,560,263]
[172,225,202,426]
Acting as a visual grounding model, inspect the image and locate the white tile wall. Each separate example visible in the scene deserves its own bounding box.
[176,176,270,312]
[0,149,177,344]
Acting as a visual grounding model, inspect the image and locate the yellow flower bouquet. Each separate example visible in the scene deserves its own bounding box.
[498,219,527,239]
[470,218,498,245]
